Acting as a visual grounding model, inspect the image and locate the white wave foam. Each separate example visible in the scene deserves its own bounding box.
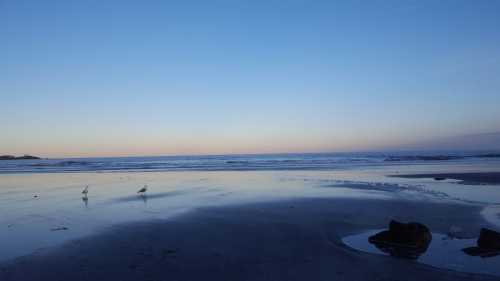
[481,205,500,229]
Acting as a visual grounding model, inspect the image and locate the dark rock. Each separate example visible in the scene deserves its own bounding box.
[462,246,500,258]
[0,155,16,160]
[368,220,432,259]
[373,220,432,247]
[0,155,40,160]
[434,177,446,181]
[478,228,500,249]
[50,227,69,231]
[462,228,500,258]
[384,155,463,162]
[17,155,40,160]
[475,154,500,158]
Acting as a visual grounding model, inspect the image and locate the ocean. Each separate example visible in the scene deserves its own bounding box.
[1,152,499,173]
[1,152,500,276]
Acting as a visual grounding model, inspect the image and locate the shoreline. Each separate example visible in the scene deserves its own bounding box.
[1,197,497,281]
[390,172,500,185]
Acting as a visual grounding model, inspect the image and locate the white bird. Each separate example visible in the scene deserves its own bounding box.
[137,185,148,195]
[82,185,89,195]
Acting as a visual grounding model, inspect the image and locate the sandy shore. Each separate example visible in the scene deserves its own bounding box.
[1,197,497,281]
[391,172,500,185]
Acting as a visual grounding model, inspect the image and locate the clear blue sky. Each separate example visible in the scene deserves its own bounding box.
[1,0,500,157]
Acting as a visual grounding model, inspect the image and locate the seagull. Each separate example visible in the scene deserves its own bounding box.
[82,185,89,196]
[137,185,148,195]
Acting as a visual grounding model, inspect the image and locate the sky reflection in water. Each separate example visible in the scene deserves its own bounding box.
[1,162,500,265]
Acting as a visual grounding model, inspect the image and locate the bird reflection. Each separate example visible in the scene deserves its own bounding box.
[138,185,148,206]
[82,185,89,208]
[82,196,88,208]
[140,193,148,205]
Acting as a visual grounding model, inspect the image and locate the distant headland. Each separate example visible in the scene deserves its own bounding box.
[0,155,41,160]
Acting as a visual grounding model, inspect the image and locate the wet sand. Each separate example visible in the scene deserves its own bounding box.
[1,197,497,281]
[392,172,500,185]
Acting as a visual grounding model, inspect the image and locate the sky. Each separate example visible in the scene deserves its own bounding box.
[1,0,500,157]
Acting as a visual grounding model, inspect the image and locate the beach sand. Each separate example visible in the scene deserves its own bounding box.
[1,197,497,281]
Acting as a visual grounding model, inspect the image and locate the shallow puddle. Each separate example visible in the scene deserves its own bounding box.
[342,230,500,277]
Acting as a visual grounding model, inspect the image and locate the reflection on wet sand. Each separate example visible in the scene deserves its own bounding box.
[343,225,500,276]
[140,193,147,205]
[82,185,89,208]
[82,195,88,208]
[111,191,187,203]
